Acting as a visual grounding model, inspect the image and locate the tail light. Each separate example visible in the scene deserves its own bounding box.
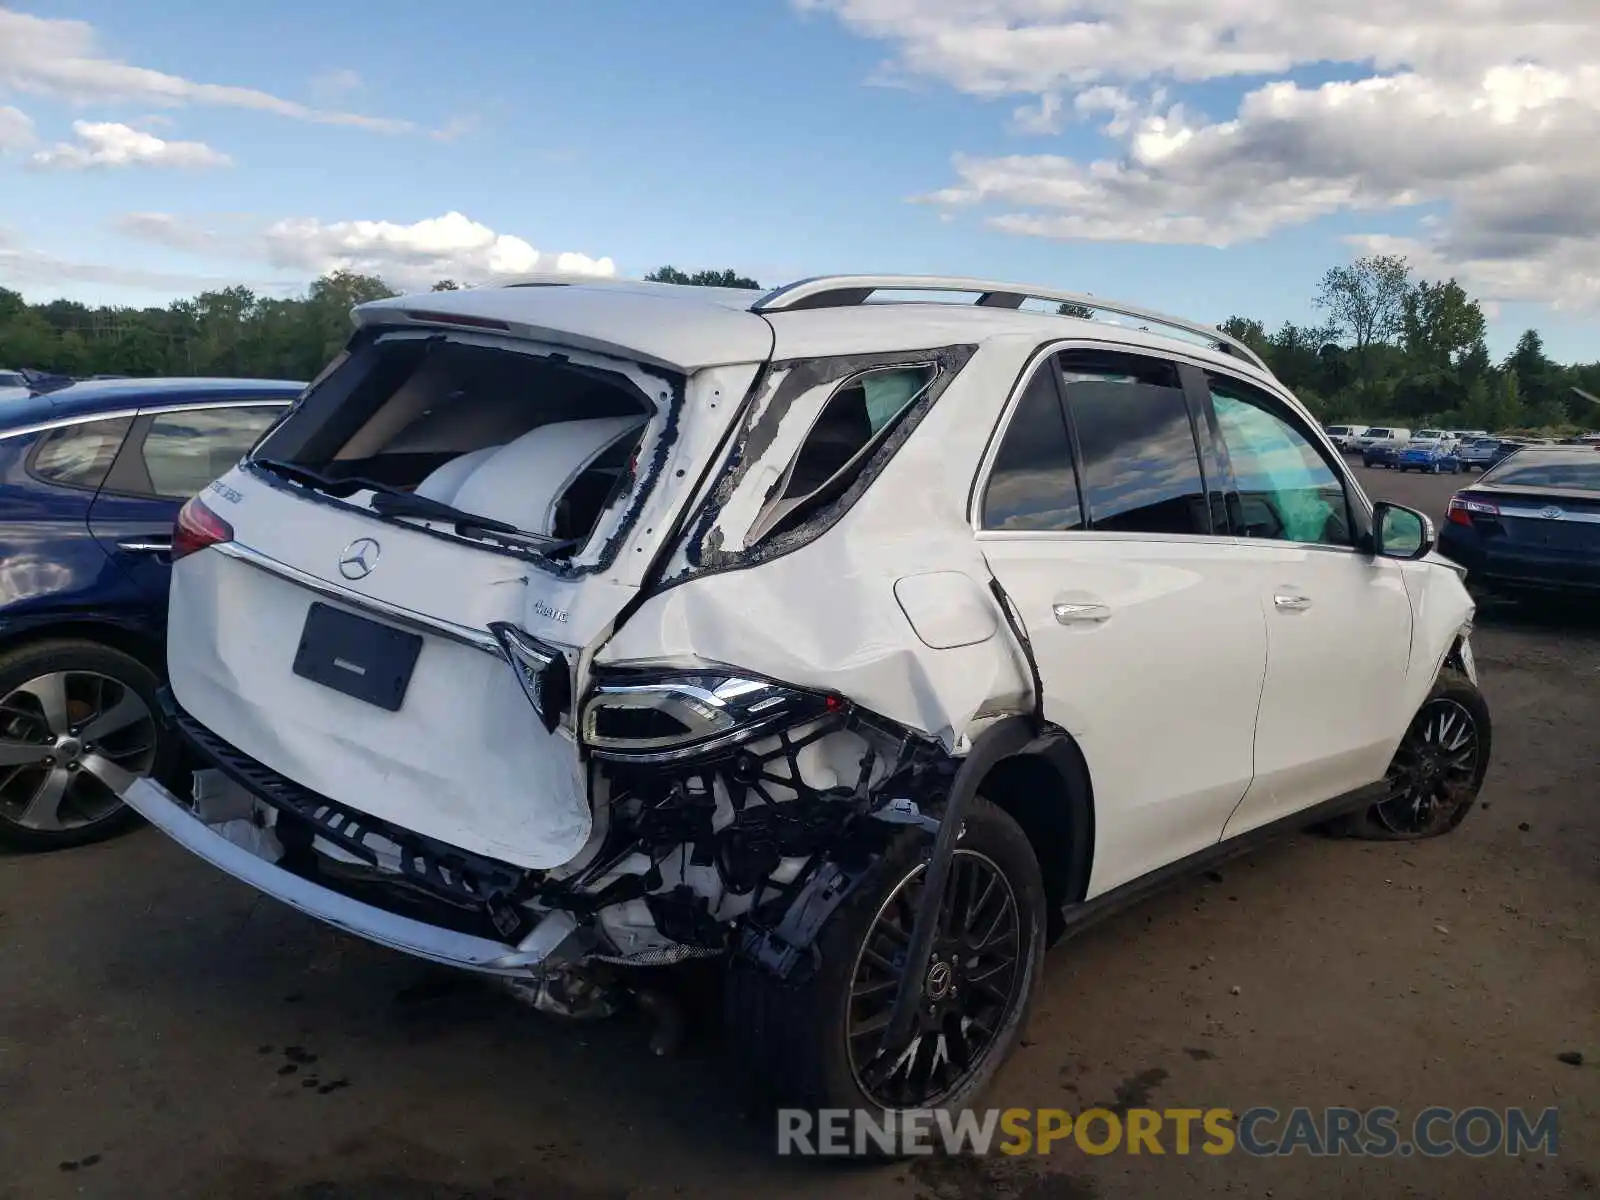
[172,496,234,561]
[1446,494,1498,527]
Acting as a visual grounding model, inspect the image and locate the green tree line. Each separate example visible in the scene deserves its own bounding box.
[2,256,1594,433]
[1218,255,1598,434]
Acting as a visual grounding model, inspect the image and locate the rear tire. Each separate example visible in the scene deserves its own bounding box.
[1329,670,1490,841]
[0,640,170,851]
[726,798,1046,1141]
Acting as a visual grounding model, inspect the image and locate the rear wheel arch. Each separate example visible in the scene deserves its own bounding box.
[973,726,1096,942]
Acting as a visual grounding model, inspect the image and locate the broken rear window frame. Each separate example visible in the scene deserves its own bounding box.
[664,343,977,587]
[244,327,687,581]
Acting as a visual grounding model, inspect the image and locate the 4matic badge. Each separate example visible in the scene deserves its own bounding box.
[531,599,570,624]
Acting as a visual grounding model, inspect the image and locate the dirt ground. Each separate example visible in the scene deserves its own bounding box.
[1,465,1595,1200]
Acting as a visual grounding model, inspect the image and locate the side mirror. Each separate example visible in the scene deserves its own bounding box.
[1373,502,1435,560]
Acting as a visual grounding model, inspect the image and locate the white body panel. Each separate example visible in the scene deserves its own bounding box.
[1219,545,1416,839]
[168,544,592,869]
[978,533,1268,895]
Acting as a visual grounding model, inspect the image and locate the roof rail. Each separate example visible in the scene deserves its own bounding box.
[752,274,1270,372]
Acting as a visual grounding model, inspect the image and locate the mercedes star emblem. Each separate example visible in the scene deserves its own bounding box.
[339,537,381,580]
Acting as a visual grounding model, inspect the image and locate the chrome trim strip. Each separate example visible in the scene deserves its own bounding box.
[0,399,291,443]
[210,541,502,655]
[0,407,143,441]
[1494,505,1600,525]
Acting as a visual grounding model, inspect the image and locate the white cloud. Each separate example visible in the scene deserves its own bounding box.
[119,209,617,291]
[797,0,1600,95]
[0,103,33,149]
[261,212,617,287]
[32,120,231,168]
[801,1,1600,309]
[0,7,417,132]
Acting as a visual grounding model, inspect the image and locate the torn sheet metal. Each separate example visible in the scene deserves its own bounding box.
[603,390,1032,754]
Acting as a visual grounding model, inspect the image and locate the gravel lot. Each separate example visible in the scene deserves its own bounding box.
[2,465,1595,1200]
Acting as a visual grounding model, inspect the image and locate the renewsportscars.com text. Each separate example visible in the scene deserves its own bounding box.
[777,1105,1561,1158]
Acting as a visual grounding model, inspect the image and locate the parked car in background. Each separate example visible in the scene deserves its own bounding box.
[1323,423,1369,452]
[1449,429,1490,443]
[1487,438,1535,468]
[1459,438,1505,470]
[1440,446,1600,601]
[1363,440,1402,468]
[0,377,301,849]
[1396,440,1462,474]
[1354,426,1411,452]
[1410,428,1454,447]
[1,367,75,397]
[113,273,1488,1124]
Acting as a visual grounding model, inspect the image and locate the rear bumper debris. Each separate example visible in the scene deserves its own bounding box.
[119,774,584,978]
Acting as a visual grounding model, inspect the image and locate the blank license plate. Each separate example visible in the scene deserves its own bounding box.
[292,602,423,712]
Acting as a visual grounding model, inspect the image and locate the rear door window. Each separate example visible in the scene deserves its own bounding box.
[981,365,1082,531]
[1059,351,1211,536]
[138,406,284,497]
[27,416,134,491]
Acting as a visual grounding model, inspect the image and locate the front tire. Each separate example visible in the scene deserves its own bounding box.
[1331,670,1491,840]
[726,798,1046,1129]
[0,640,170,851]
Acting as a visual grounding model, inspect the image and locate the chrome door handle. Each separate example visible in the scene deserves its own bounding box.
[1053,602,1111,624]
[1273,593,1313,611]
[117,539,172,554]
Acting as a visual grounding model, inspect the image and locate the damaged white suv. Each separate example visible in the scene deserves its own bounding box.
[122,274,1491,1120]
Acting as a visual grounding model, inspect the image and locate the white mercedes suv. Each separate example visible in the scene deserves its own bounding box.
[120,274,1490,1123]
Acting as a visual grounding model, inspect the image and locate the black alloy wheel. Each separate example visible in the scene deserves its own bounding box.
[846,849,1024,1109]
[1373,696,1485,835]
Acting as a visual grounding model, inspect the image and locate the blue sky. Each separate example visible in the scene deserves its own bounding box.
[1,1,1596,363]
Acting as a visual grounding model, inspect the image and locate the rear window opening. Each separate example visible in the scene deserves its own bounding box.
[251,334,661,561]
